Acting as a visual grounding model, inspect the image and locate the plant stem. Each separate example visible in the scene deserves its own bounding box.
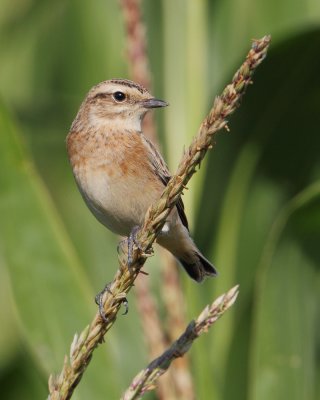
[121,285,239,400]
[47,35,271,400]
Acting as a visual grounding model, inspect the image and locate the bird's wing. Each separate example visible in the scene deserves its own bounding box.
[142,135,189,231]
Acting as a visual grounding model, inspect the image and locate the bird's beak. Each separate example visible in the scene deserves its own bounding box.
[140,98,169,109]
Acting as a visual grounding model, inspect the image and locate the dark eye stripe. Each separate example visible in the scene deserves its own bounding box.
[93,92,109,100]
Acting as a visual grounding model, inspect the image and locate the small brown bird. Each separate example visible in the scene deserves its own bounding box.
[67,79,216,282]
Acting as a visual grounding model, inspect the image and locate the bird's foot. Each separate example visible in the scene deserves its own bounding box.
[116,227,142,267]
[95,283,112,322]
[127,225,143,266]
[128,226,155,262]
[95,283,129,322]
[117,227,154,272]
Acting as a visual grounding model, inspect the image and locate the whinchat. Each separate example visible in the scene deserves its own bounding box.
[67,79,216,282]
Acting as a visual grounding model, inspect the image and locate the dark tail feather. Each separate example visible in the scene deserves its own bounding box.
[179,252,217,283]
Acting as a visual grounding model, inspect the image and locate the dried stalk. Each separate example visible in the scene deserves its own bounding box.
[121,285,239,400]
[47,35,271,400]
[119,0,157,142]
[159,252,194,399]
[134,276,178,400]
[120,1,192,397]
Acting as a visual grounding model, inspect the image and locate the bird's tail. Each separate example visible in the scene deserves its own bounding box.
[178,251,217,283]
[157,221,217,283]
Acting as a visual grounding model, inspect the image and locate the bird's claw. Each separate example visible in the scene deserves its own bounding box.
[95,283,129,322]
[95,283,113,322]
[122,297,129,315]
[117,227,154,269]
[127,225,143,266]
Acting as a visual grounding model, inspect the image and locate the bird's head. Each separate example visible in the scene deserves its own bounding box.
[74,79,168,131]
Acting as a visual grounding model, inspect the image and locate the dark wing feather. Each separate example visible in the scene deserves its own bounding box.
[157,173,189,231]
[142,136,189,231]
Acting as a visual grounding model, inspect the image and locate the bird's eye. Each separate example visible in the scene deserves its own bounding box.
[113,91,126,102]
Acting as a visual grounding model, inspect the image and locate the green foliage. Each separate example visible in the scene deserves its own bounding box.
[0,1,319,399]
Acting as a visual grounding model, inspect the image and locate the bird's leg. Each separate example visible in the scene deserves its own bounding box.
[117,227,143,266]
[95,283,129,322]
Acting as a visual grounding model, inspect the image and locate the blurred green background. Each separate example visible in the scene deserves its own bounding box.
[0,0,320,399]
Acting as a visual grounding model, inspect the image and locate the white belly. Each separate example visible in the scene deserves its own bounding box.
[74,165,158,236]
[75,171,131,235]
